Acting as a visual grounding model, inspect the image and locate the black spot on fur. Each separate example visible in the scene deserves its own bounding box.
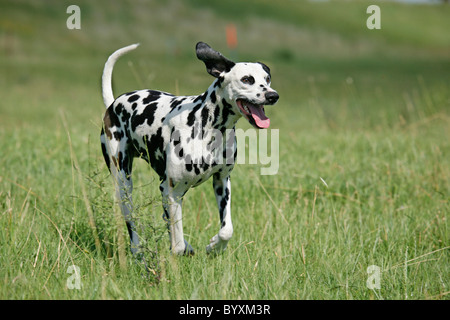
[121,109,131,123]
[201,107,209,128]
[114,103,125,116]
[113,130,124,141]
[100,140,110,171]
[212,105,221,126]
[194,92,207,103]
[143,90,162,104]
[185,155,193,172]
[220,99,235,126]
[210,91,217,104]
[128,94,140,103]
[219,188,230,221]
[146,128,166,178]
[187,103,202,126]
[131,102,157,131]
[214,76,224,88]
[170,98,184,110]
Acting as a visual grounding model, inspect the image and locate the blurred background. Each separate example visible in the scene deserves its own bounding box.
[1,0,448,131]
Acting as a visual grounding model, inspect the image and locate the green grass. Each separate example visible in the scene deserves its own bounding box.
[0,0,448,299]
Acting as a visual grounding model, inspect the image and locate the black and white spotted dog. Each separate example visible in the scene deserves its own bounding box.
[100,42,279,256]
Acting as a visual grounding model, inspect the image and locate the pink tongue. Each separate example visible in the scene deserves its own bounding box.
[248,105,270,128]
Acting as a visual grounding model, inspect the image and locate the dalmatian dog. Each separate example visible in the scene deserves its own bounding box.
[100,42,279,256]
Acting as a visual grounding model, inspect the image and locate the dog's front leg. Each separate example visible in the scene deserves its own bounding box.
[207,174,234,253]
[161,180,194,255]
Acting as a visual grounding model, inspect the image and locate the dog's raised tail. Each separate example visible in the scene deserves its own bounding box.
[102,43,140,108]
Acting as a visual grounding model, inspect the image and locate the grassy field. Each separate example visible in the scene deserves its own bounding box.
[0,0,448,300]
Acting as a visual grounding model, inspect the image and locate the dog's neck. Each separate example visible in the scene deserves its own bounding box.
[200,78,241,132]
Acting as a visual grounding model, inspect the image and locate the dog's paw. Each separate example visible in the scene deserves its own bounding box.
[184,240,195,256]
[206,235,228,254]
[171,239,194,256]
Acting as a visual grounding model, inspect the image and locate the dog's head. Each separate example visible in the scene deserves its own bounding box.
[196,42,279,129]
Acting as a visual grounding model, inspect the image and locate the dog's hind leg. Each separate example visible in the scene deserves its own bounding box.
[112,162,140,255]
[101,131,140,256]
[206,174,233,253]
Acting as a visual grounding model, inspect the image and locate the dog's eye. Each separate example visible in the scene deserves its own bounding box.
[241,76,255,85]
[266,76,271,84]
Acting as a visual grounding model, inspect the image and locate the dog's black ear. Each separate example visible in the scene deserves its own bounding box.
[196,42,235,78]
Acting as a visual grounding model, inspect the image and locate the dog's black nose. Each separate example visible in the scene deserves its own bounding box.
[265,91,279,104]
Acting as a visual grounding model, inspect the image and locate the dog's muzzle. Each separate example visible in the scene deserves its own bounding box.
[236,91,279,129]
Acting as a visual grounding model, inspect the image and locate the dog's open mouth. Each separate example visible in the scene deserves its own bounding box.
[236,99,270,129]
